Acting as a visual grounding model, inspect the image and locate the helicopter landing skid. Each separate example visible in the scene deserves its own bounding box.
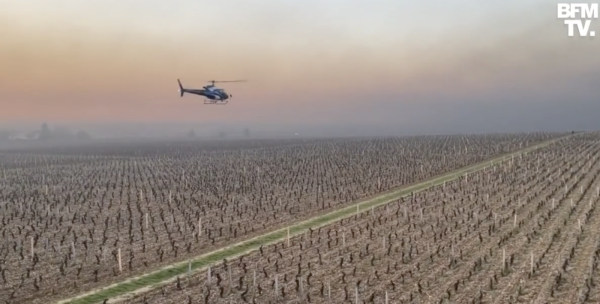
[204,100,229,105]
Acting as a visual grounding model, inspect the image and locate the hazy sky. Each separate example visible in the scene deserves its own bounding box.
[1,0,599,132]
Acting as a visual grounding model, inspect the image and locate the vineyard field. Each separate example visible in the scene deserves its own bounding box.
[120,133,600,304]
[0,133,563,303]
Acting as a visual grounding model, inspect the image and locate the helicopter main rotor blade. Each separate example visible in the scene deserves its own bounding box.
[207,80,247,83]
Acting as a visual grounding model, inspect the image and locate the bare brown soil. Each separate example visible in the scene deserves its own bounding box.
[120,132,600,304]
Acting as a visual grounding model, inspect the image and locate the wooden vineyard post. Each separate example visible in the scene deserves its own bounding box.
[145,213,149,230]
[71,241,76,258]
[275,274,278,298]
[514,214,517,227]
[188,260,192,275]
[45,185,48,195]
[140,189,143,201]
[355,286,359,304]
[385,291,389,304]
[530,252,534,275]
[299,275,303,297]
[327,280,331,299]
[502,248,506,273]
[30,236,34,260]
[118,248,123,272]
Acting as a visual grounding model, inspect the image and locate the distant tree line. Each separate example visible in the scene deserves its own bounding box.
[185,128,249,139]
[39,123,92,140]
[0,123,91,141]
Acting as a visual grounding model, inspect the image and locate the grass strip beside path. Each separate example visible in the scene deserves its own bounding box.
[59,135,570,304]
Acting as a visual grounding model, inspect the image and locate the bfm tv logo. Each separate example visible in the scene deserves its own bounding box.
[557,3,598,37]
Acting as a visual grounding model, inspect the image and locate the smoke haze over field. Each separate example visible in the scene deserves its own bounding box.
[1,0,599,137]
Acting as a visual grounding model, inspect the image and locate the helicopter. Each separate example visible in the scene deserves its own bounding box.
[177,79,246,105]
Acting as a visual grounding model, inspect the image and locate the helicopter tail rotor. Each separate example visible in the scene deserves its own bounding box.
[177,79,185,97]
